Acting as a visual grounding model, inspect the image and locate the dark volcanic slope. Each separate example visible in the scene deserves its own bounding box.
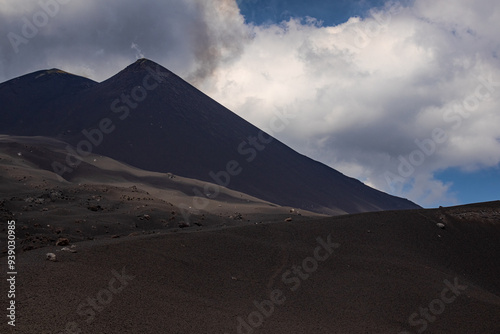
[3,202,499,333]
[0,59,419,214]
[0,69,97,135]
[0,135,322,250]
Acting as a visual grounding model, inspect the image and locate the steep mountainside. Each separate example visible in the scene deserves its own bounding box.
[0,59,419,214]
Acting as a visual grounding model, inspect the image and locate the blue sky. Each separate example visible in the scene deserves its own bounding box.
[237,0,390,26]
[435,167,500,206]
[0,0,499,208]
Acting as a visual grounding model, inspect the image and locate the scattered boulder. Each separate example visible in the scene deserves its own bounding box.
[88,205,103,212]
[178,221,190,228]
[55,238,70,246]
[61,247,77,253]
[46,253,57,261]
[285,217,293,222]
[436,223,446,229]
[50,190,63,201]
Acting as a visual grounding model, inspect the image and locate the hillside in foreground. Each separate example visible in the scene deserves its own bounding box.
[0,134,322,250]
[1,200,499,333]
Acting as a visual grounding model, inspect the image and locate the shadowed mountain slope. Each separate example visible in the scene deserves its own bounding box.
[0,59,419,214]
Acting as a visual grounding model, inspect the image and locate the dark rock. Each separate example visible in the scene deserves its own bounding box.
[55,237,70,246]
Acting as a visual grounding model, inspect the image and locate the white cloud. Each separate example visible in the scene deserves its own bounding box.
[198,0,500,207]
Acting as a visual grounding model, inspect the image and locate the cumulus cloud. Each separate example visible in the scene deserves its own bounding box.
[0,0,499,207]
[199,0,500,207]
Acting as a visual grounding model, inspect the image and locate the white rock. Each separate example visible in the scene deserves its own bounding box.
[46,253,57,261]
